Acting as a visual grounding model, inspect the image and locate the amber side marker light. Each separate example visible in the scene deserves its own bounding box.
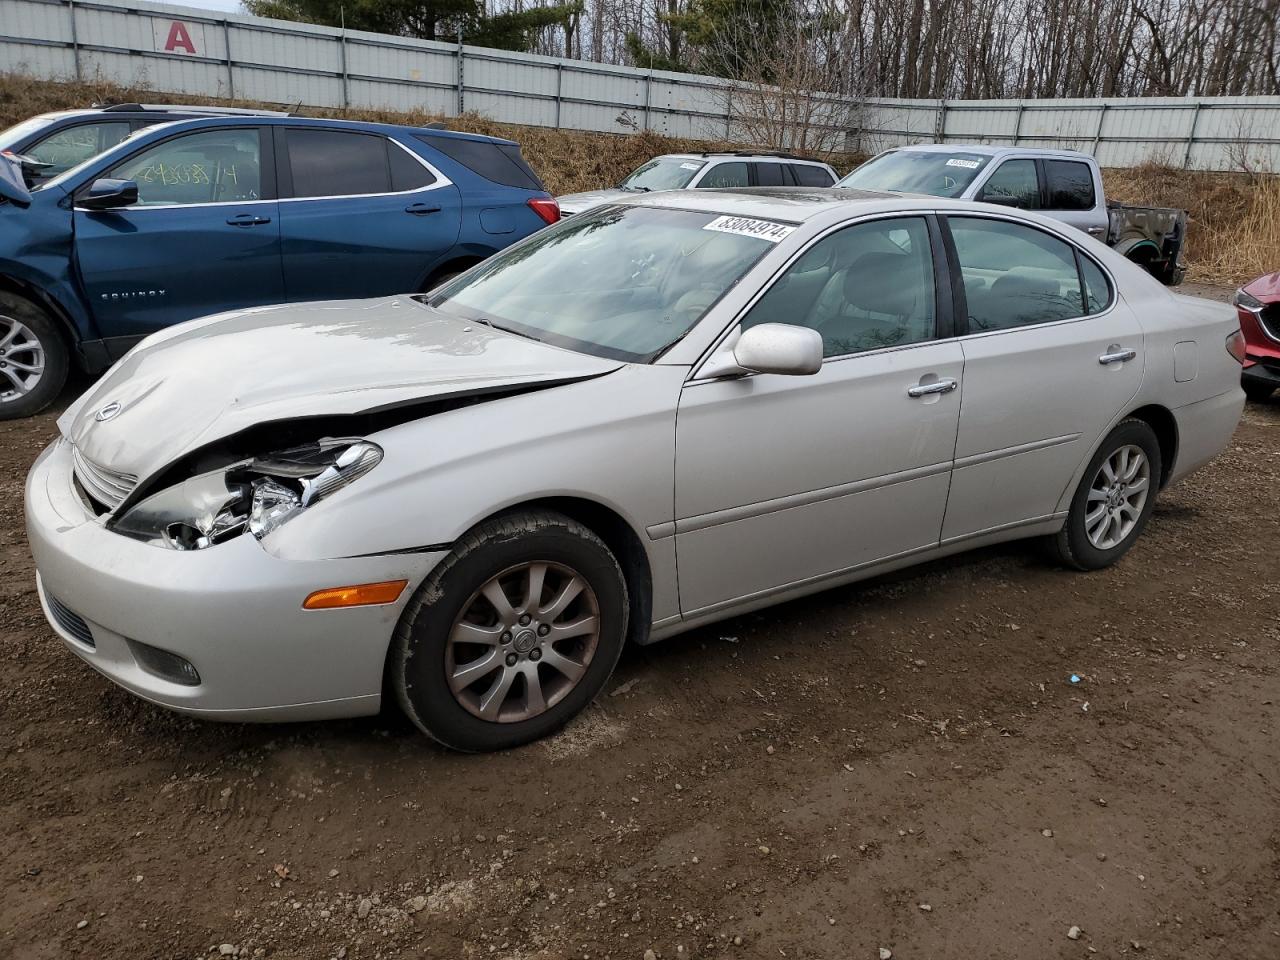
[303,580,409,610]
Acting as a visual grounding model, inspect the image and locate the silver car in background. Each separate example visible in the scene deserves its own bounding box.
[26,189,1245,751]
[557,152,839,216]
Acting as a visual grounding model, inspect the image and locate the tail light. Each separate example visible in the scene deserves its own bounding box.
[1226,329,1247,363]
[527,197,560,225]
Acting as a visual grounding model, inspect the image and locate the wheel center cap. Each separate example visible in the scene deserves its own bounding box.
[513,628,538,653]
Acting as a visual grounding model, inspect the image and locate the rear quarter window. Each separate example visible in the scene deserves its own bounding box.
[419,135,545,191]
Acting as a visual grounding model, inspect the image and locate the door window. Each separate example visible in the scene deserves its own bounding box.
[1044,160,1095,210]
[28,122,131,176]
[287,128,395,198]
[742,216,936,357]
[697,162,749,188]
[949,217,1084,331]
[109,129,262,205]
[978,159,1040,209]
[791,163,834,186]
[755,162,787,186]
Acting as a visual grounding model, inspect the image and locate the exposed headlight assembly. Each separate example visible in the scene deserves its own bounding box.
[114,439,383,550]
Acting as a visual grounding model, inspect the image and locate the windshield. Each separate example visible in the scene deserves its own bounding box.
[838,150,992,198]
[0,115,58,152]
[428,205,783,362]
[619,157,705,192]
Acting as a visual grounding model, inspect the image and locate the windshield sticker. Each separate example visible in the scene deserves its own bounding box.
[703,215,796,242]
[680,162,701,170]
[945,158,981,169]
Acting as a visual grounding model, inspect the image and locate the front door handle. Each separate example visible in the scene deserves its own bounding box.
[405,202,442,216]
[226,213,271,226]
[1099,347,1137,365]
[907,377,959,398]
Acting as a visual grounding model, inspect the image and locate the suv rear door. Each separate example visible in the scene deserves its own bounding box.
[274,126,462,300]
[72,124,284,346]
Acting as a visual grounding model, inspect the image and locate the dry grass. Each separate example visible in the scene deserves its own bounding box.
[4,73,1277,283]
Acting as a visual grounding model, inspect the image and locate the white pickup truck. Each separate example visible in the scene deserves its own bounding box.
[838,145,1187,285]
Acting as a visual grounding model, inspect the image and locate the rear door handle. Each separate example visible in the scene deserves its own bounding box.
[907,377,958,398]
[1099,347,1137,365]
[1087,225,1106,236]
[405,202,442,216]
[226,213,271,226]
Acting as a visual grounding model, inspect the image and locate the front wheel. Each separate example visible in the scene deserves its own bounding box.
[1047,418,1162,571]
[391,510,628,752]
[0,293,69,420]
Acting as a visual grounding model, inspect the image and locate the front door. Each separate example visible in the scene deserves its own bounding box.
[940,214,1142,543]
[74,126,282,340]
[674,215,964,616]
[275,127,462,301]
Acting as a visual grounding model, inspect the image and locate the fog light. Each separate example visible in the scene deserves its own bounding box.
[126,639,201,686]
[303,580,409,610]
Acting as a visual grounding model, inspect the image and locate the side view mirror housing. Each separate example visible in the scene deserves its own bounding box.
[701,323,824,379]
[79,178,139,211]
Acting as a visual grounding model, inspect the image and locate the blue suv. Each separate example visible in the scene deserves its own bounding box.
[0,115,560,418]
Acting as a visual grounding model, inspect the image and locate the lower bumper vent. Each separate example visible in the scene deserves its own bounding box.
[47,595,95,648]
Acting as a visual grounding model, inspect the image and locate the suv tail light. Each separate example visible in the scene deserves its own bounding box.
[527,197,560,225]
[1226,329,1247,363]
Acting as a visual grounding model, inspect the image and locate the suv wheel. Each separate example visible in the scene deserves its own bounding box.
[391,510,628,752]
[1047,418,1162,571]
[0,293,69,420]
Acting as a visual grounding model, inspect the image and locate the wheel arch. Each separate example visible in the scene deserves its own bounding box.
[0,274,80,361]
[487,496,654,648]
[417,254,488,292]
[1124,403,1178,487]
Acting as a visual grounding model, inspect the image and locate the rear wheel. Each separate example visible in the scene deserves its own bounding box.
[391,510,628,752]
[1047,418,1162,571]
[0,292,69,420]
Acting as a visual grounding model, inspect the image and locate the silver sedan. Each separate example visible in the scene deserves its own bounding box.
[26,189,1246,751]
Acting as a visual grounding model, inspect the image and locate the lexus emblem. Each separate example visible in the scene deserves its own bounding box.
[95,401,122,422]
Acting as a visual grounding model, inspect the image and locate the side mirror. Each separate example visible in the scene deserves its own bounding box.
[79,178,138,211]
[733,323,823,376]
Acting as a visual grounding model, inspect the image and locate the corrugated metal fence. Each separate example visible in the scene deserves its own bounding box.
[3,0,1280,172]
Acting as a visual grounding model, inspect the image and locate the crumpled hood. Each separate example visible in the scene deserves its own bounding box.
[555,188,633,215]
[61,296,622,480]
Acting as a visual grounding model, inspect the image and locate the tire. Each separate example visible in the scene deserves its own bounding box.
[1243,380,1275,403]
[1047,418,1162,571]
[391,509,628,752]
[0,292,69,420]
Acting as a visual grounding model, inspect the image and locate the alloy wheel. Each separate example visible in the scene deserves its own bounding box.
[1085,444,1150,550]
[0,315,45,404]
[445,561,601,723]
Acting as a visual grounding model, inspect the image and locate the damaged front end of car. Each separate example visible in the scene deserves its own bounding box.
[110,438,384,550]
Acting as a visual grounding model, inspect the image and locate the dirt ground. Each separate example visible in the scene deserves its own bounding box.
[2,283,1277,960]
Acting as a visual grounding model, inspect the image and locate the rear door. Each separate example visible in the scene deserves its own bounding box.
[939,214,1141,543]
[73,125,283,341]
[275,127,461,301]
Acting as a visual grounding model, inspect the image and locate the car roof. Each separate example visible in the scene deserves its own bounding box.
[885,143,1096,160]
[139,114,520,147]
[620,187,907,221]
[660,152,833,166]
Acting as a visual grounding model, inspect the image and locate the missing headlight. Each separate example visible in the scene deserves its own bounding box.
[115,439,383,550]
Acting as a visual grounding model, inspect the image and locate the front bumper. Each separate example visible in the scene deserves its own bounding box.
[1242,355,1280,388]
[25,438,445,722]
